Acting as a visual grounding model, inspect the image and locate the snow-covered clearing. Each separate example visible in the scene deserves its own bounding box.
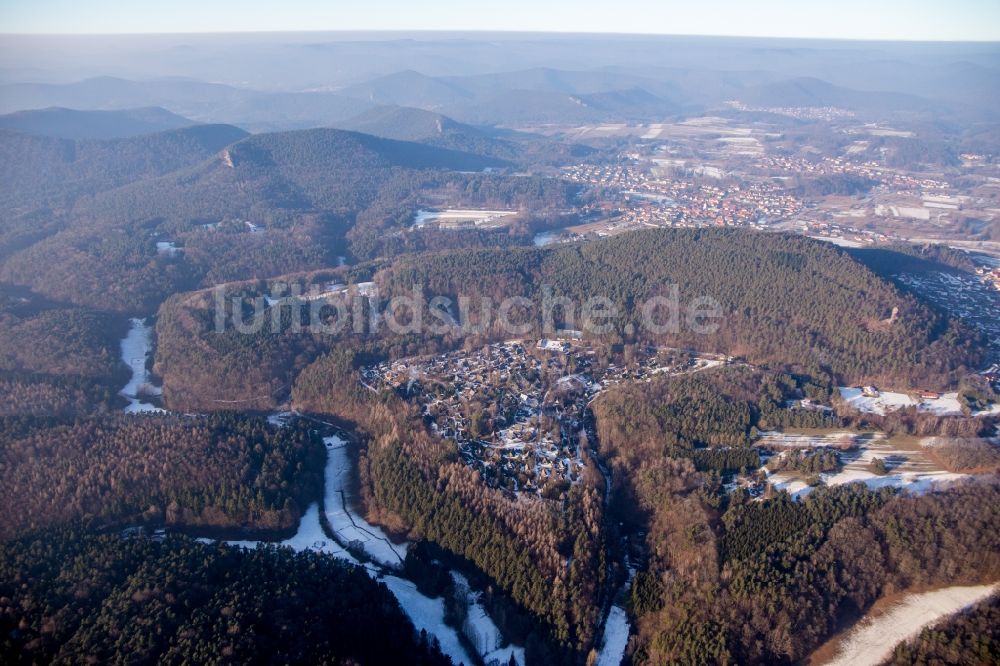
[808,235,865,248]
[757,430,867,449]
[156,241,179,256]
[451,572,525,665]
[821,584,998,666]
[119,318,164,414]
[762,431,971,499]
[412,209,517,230]
[596,605,630,666]
[533,231,561,246]
[324,437,408,567]
[380,575,477,666]
[838,387,1000,417]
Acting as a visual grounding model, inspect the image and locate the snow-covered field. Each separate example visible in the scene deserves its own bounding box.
[323,437,408,567]
[757,430,868,449]
[838,387,1000,417]
[762,431,970,499]
[771,468,970,500]
[821,584,998,666]
[596,605,630,666]
[412,209,517,230]
[451,572,525,665]
[208,431,480,665]
[119,318,164,414]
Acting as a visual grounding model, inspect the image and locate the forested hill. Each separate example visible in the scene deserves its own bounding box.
[0,413,325,541]
[155,229,985,413]
[225,127,509,173]
[0,527,451,665]
[376,229,985,387]
[336,105,520,160]
[0,106,198,140]
[0,124,249,210]
[0,126,523,312]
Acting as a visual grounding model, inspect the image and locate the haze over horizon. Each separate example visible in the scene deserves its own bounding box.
[1,0,999,42]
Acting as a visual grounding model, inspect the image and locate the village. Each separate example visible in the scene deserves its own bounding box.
[532,110,1000,257]
[892,261,1000,356]
[362,339,729,495]
[559,161,803,230]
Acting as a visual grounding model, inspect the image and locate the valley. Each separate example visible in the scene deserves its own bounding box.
[1,28,998,666]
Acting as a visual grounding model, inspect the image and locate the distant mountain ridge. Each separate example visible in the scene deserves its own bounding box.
[0,106,199,140]
[0,76,376,132]
[334,105,520,159]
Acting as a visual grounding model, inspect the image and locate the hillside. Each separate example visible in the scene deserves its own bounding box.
[153,228,985,414]
[738,76,944,114]
[0,413,324,540]
[0,123,249,210]
[0,106,198,139]
[0,76,377,131]
[0,127,520,312]
[447,87,676,126]
[0,285,126,417]
[340,69,475,108]
[336,105,519,159]
[375,229,986,387]
[0,527,450,665]
[589,366,1000,664]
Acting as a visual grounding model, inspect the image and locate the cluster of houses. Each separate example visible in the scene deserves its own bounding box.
[724,101,857,121]
[756,154,950,192]
[561,160,803,231]
[893,270,1000,355]
[362,340,727,495]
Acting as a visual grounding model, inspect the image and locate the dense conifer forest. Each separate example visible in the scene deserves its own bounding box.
[0,527,451,665]
[0,413,324,540]
[589,367,1000,664]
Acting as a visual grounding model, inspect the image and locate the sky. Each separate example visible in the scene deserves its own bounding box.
[0,0,998,41]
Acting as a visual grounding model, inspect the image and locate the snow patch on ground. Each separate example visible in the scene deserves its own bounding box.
[534,231,561,246]
[324,437,408,567]
[451,572,525,665]
[596,605,630,666]
[119,318,164,414]
[757,431,870,448]
[822,584,999,666]
[267,411,295,428]
[380,574,476,666]
[217,503,358,563]
[838,387,998,417]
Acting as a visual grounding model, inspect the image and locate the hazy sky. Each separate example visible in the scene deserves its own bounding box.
[1,0,998,41]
